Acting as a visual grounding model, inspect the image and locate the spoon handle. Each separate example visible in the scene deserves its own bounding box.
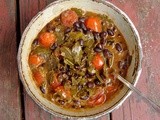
[117,75,160,113]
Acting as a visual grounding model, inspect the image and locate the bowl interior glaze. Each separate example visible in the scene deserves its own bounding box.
[17,0,142,119]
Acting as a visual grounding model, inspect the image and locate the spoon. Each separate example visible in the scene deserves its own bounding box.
[117,74,160,112]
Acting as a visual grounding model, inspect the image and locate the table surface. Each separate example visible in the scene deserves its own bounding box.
[0,0,160,120]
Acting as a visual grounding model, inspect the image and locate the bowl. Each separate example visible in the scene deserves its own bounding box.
[17,0,143,119]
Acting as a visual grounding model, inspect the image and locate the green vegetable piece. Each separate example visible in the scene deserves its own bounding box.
[32,46,52,59]
[64,59,74,67]
[43,54,59,71]
[71,8,83,17]
[55,25,65,45]
[72,42,83,65]
[60,46,74,62]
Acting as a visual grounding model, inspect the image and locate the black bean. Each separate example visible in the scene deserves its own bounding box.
[80,22,87,32]
[83,29,91,34]
[115,43,123,52]
[73,21,80,28]
[59,57,64,65]
[97,43,103,49]
[107,29,114,36]
[94,47,102,52]
[50,43,57,50]
[100,38,107,45]
[33,39,38,45]
[126,55,132,66]
[100,31,107,39]
[103,49,112,58]
[73,22,80,31]
[74,64,80,70]
[94,79,101,85]
[87,81,95,88]
[118,60,127,69]
[79,17,85,23]
[66,65,70,72]
[58,100,65,105]
[94,43,103,52]
[64,27,72,34]
[78,39,84,46]
[40,86,46,94]
[93,32,100,41]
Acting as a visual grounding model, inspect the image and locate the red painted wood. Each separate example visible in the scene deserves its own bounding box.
[109,0,160,120]
[0,0,22,120]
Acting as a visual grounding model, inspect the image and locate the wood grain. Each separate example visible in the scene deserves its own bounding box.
[0,0,21,120]
[109,0,160,120]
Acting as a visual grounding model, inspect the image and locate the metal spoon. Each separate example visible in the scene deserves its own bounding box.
[117,74,160,112]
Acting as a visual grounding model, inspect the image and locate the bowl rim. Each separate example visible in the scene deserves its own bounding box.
[17,0,143,119]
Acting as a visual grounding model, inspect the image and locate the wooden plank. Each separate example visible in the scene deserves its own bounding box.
[0,0,22,120]
[109,0,160,120]
[19,0,110,119]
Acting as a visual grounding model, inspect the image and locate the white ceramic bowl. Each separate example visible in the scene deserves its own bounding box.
[17,0,143,119]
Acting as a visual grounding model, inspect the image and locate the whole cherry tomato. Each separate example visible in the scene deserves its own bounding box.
[39,32,56,48]
[92,53,104,70]
[85,17,102,32]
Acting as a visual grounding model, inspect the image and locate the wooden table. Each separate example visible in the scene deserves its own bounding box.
[0,0,160,120]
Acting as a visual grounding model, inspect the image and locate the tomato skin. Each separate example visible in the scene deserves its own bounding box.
[88,93,106,106]
[92,53,104,70]
[94,94,106,105]
[50,73,61,90]
[29,54,44,67]
[39,32,56,48]
[87,87,106,106]
[85,17,102,32]
[60,10,78,27]
[33,70,45,86]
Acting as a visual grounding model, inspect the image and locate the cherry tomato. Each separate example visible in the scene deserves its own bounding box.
[85,17,102,32]
[39,32,56,48]
[92,53,104,70]
[55,86,71,98]
[33,70,45,86]
[60,10,78,27]
[29,54,44,67]
[50,73,61,90]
